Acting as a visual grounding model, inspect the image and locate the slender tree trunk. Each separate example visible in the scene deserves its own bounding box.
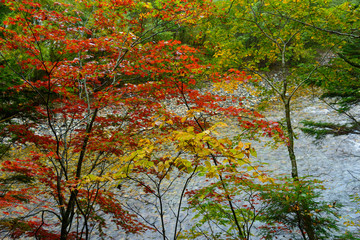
[60,200,75,240]
[280,48,298,179]
[303,214,317,240]
[284,99,298,179]
[284,100,316,240]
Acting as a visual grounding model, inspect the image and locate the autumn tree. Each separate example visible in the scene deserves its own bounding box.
[0,0,213,238]
[0,0,284,239]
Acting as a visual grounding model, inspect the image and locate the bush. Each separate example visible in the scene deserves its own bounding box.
[259,177,341,240]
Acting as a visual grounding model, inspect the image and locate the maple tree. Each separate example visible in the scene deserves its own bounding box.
[0,0,284,239]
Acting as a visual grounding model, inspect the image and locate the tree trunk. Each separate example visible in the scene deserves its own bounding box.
[284,99,299,179]
[59,108,99,240]
[284,100,317,239]
[303,214,317,240]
